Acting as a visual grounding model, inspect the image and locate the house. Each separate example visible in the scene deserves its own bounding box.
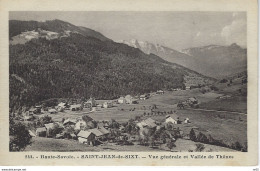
[70,133,77,140]
[184,118,190,124]
[77,130,96,145]
[118,97,126,104]
[156,90,164,95]
[103,101,113,108]
[48,108,57,114]
[63,118,77,127]
[44,122,63,137]
[44,123,55,137]
[75,120,87,130]
[29,130,36,137]
[57,102,67,112]
[29,106,41,114]
[75,115,95,130]
[165,114,181,124]
[35,105,42,114]
[88,127,110,141]
[140,94,148,100]
[97,126,110,136]
[84,98,96,108]
[89,128,103,139]
[97,122,109,129]
[185,86,191,90]
[125,95,138,104]
[137,118,157,129]
[36,127,47,137]
[57,102,66,107]
[57,106,64,112]
[125,95,133,104]
[56,133,64,139]
[29,108,38,114]
[187,97,198,104]
[70,104,82,111]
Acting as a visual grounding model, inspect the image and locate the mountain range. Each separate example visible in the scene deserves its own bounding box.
[119,39,247,78]
[9,19,213,112]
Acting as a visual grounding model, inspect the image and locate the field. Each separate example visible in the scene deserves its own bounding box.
[141,109,247,146]
[199,95,246,113]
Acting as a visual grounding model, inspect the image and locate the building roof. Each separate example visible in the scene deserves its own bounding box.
[77,130,93,138]
[29,130,36,137]
[86,98,95,103]
[63,118,77,125]
[167,113,179,120]
[138,118,157,128]
[58,102,66,107]
[98,126,110,135]
[125,95,133,99]
[44,123,54,129]
[82,115,94,122]
[29,108,37,112]
[89,128,103,137]
[104,101,113,104]
[70,104,81,108]
[188,97,197,102]
[36,127,47,132]
[145,118,155,123]
[49,109,57,112]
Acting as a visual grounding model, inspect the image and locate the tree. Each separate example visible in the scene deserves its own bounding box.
[149,135,156,148]
[167,140,176,151]
[195,143,205,152]
[231,141,243,151]
[110,119,120,129]
[39,115,52,127]
[242,142,248,152]
[189,128,197,141]
[49,123,63,138]
[9,120,32,151]
[196,132,209,143]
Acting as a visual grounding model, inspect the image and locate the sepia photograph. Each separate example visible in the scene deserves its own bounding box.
[0,0,258,166]
[9,11,248,152]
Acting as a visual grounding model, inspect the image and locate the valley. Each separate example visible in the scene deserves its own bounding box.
[9,19,247,153]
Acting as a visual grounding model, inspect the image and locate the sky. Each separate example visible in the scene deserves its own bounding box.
[9,11,246,50]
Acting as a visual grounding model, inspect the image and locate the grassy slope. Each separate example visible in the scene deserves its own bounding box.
[24,137,234,152]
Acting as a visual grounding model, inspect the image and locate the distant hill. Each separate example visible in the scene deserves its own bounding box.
[119,39,247,78]
[182,44,247,78]
[9,20,213,112]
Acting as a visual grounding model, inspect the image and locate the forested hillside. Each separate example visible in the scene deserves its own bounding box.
[9,20,212,112]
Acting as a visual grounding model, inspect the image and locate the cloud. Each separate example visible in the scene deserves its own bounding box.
[221,17,246,47]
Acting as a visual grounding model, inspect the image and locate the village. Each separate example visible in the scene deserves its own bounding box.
[20,90,191,150]
[12,78,248,152]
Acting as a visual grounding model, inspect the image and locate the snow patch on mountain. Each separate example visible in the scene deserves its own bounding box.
[10,29,75,45]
